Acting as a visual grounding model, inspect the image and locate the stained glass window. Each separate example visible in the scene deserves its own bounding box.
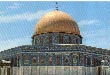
[69,36,72,44]
[64,55,70,65]
[56,55,61,65]
[37,37,41,44]
[23,55,29,65]
[76,38,78,44]
[52,33,59,44]
[43,35,48,44]
[49,35,52,44]
[48,56,53,65]
[71,35,76,44]
[59,34,63,44]
[87,56,91,66]
[81,54,85,65]
[40,55,45,65]
[63,34,69,44]
[72,54,78,65]
[32,57,37,65]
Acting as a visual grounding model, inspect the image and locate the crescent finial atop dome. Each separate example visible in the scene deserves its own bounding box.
[56,2,58,11]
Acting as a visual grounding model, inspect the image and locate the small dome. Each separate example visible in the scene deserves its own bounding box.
[34,10,80,36]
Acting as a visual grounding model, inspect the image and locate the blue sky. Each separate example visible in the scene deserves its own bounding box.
[0,1,110,51]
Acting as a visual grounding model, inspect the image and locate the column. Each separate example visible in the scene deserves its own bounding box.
[90,56,93,75]
[61,53,64,66]
[78,52,81,66]
[77,52,79,66]
[7,67,11,75]
[38,53,40,66]
[13,56,16,67]
[69,53,72,66]
[28,54,31,66]
[52,53,56,75]
[90,56,92,66]
[52,53,55,66]
[45,53,48,66]
[37,53,40,75]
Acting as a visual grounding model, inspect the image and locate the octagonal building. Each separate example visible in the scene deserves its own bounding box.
[0,4,110,75]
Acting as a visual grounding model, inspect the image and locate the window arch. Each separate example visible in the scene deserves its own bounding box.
[56,55,61,65]
[69,36,72,44]
[23,55,29,65]
[40,55,45,65]
[32,57,37,64]
[59,34,63,44]
[49,35,52,44]
[48,56,52,65]
[72,54,78,65]
[64,55,70,65]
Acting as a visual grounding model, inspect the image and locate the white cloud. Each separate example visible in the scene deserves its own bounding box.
[0,9,53,24]
[81,27,108,38]
[0,11,5,14]
[81,28,110,49]
[0,37,31,51]
[8,3,21,9]
[78,19,100,26]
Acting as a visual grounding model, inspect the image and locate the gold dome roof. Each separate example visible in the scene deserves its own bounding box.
[34,10,80,35]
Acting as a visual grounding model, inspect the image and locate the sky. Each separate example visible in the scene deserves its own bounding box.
[0,1,110,51]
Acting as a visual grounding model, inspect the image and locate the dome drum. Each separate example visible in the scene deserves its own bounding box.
[32,32,82,45]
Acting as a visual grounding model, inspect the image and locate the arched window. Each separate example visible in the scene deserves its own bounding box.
[49,35,52,44]
[69,36,72,44]
[39,37,42,44]
[76,38,79,44]
[23,55,29,65]
[76,36,81,44]
[64,55,69,65]
[48,56,52,65]
[40,55,45,65]
[56,55,60,65]
[87,57,91,66]
[59,34,63,44]
[72,54,78,65]
[81,54,85,66]
[32,57,37,64]
[92,57,95,66]
[37,38,41,44]
[71,35,76,44]
[11,58,14,66]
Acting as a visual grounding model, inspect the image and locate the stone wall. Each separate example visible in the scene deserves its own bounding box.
[11,66,98,75]
[1,66,110,75]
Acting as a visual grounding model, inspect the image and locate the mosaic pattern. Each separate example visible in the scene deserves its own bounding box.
[0,44,110,67]
[33,33,82,45]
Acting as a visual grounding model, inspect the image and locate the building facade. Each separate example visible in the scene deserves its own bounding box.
[0,6,110,75]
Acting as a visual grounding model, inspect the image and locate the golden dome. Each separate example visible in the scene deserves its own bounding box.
[34,10,80,35]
